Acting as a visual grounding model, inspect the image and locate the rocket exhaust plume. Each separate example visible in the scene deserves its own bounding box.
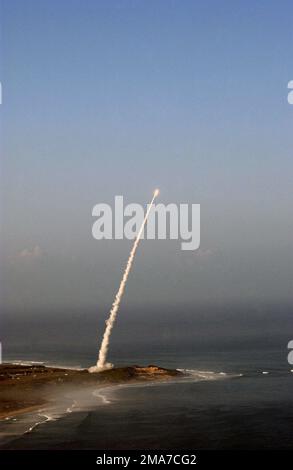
[89,190,159,373]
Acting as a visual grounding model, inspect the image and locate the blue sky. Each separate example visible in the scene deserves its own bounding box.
[1,0,293,313]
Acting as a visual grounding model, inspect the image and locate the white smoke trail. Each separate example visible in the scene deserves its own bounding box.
[89,190,159,373]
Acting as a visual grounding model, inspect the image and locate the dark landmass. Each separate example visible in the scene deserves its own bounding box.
[0,363,183,419]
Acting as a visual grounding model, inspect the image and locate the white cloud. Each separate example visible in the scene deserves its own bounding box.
[18,245,43,259]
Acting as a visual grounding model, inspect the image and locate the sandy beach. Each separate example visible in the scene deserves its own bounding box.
[0,363,182,420]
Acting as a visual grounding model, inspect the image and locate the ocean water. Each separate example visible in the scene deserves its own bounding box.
[1,346,292,450]
[1,305,292,449]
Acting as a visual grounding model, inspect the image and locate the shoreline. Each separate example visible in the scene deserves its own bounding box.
[0,404,47,421]
[0,363,183,420]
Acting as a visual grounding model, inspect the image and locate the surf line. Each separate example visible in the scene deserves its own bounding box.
[25,412,54,434]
